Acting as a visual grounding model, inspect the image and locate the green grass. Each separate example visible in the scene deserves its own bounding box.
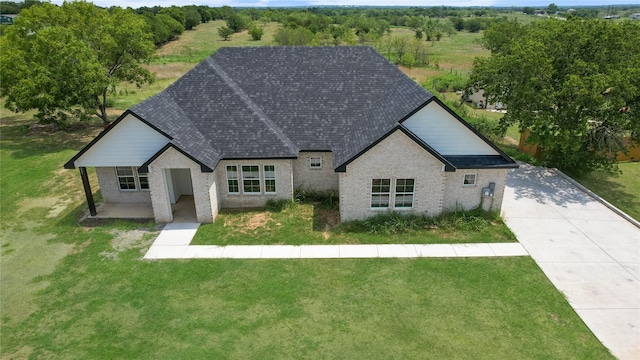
[1,110,614,360]
[191,204,516,246]
[575,162,640,221]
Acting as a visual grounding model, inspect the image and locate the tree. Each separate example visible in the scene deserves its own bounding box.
[218,26,233,41]
[391,35,410,64]
[0,2,155,125]
[547,3,558,15]
[273,27,314,46]
[248,25,264,41]
[469,19,640,174]
[184,7,201,30]
[226,13,247,33]
[523,7,535,15]
[159,6,186,28]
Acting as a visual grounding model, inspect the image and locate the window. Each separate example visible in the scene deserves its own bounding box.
[116,167,136,190]
[242,165,260,193]
[226,165,239,193]
[395,179,415,208]
[463,174,477,186]
[264,165,276,193]
[138,173,149,190]
[371,179,391,208]
[309,156,322,169]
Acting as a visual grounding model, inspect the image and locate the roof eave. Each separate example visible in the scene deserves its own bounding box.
[138,143,215,174]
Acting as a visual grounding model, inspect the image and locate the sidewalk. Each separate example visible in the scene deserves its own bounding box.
[144,242,528,260]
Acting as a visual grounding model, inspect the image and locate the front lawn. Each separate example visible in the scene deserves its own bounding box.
[0,114,614,359]
[191,204,516,246]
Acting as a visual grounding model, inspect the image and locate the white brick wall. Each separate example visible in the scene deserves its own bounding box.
[292,152,339,192]
[442,168,509,212]
[96,167,151,203]
[216,159,293,208]
[147,147,215,223]
[339,130,446,222]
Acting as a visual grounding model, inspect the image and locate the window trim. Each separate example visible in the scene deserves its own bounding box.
[241,165,261,194]
[309,156,323,169]
[463,173,477,186]
[394,178,415,209]
[370,178,391,209]
[226,165,239,194]
[138,172,150,191]
[263,165,276,194]
[116,167,138,191]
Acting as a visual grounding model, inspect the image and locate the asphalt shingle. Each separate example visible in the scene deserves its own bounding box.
[131,46,434,169]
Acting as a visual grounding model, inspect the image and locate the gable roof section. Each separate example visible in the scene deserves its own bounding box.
[335,125,456,172]
[64,110,172,169]
[400,97,518,169]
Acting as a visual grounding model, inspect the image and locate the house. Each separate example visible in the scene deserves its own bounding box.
[65,47,518,224]
[630,13,640,20]
[0,14,16,25]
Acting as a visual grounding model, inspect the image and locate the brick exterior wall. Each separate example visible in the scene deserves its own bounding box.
[339,130,447,222]
[292,152,339,192]
[96,167,151,203]
[442,168,508,212]
[216,159,294,208]
[147,147,216,223]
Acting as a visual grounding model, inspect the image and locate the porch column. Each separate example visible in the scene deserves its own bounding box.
[79,167,97,216]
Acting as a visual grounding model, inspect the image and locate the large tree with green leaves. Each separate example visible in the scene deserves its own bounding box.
[469,19,640,174]
[0,2,155,124]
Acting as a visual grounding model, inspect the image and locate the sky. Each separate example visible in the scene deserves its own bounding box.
[48,0,639,8]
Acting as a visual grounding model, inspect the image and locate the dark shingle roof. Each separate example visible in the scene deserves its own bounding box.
[130,46,433,170]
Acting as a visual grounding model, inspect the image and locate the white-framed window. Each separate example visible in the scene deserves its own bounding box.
[309,156,322,169]
[394,179,415,208]
[463,174,477,186]
[371,179,391,208]
[138,173,149,190]
[116,167,137,191]
[264,165,276,193]
[226,165,239,193]
[116,167,149,191]
[242,165,261,193]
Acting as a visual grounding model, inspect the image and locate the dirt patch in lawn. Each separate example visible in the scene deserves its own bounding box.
[100,228,159,260]
[313,208,341,239]
[245,212,271,231]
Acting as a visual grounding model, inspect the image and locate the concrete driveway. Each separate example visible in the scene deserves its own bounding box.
[502,164,639,360]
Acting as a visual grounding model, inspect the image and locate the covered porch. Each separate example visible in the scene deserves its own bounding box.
[84,196,197,223]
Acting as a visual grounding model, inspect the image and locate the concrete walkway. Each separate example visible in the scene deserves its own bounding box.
[502,164,640,360]
[144,241,528,260]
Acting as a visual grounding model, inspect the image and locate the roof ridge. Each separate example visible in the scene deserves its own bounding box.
[205,56,299,156]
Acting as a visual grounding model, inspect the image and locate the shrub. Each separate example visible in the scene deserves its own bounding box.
[294,189,338,209]
[339,208,502,235]
[265,198,295,212]
[248,25,264,41]
[427,73,468,93]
